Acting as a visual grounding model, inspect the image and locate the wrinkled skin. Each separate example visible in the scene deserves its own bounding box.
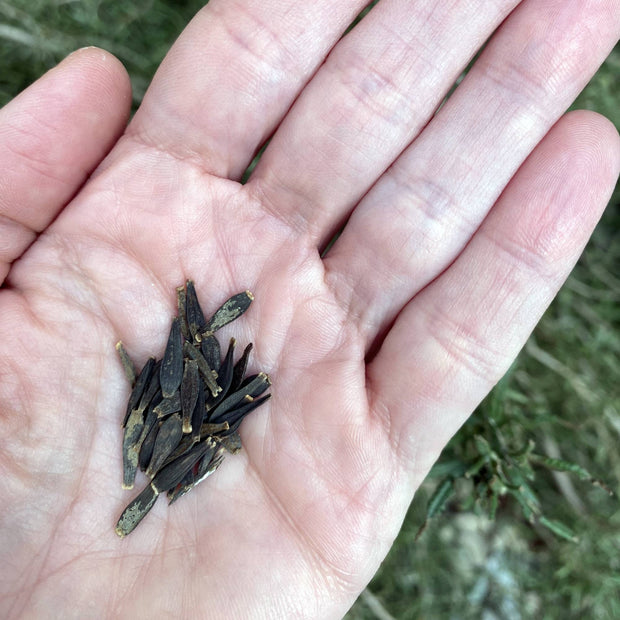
[1,1,619,618]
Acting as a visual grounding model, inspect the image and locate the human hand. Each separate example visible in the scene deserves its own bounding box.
[1,1,619,617]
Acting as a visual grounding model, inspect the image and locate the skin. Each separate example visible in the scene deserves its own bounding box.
[0,1,619,617]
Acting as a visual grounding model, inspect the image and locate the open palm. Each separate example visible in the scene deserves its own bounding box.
[1,2,619,618]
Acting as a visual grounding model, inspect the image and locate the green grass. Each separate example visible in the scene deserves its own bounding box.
[1,2,619,618]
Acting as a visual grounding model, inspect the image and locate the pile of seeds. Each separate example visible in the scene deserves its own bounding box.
[115,281,270,537]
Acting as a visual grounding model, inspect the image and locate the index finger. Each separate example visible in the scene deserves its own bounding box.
[127,0,367,180]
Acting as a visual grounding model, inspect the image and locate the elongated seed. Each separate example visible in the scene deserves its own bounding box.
[204,290,254,333]
[183,341,221,397]
[115,483,159,538]
[139,420,160,471]
[181,359,199,434]
[230,343,252,393]
[208,373,270,423]
[160,317,183,398]
[223,394,271,428]
[116,341,137,386]
[122,408,144,489]
[167,439,220,504]
[154,391,181,418]
[122,357,155,427]
[138,360,162,415]
[134,399,160,460]
[186,280,207,343]
[176,285,189,341]
[163,433,197,466]
[201,333,221,371]
[191,376,206,442]
[219,338,236,389]
[167,468,195,505]
[147,413,184,478]
[151,441,211,494]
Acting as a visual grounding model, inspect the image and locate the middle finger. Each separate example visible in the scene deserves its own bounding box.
[248,0,520,238]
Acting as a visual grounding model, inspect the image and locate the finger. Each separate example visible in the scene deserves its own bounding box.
[0,47,131,284]
[127,0,367,180]
[248,0,519,239]
[324,0,620,341]
[367,110,620,479]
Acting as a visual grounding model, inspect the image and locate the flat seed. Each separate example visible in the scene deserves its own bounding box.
[167,469,195,505]
[154,391,181,418]
[186,280,207,343]
[223,394,271,428]
[147,413,184,478]
[167,439,220,504]
[160,317,183,398]
[220,338,236,389]
[122,357,155,427]
[204,290,254,333]
[183,341,221,397]
[151,441,211,494]
[209,373,270,423]
[116,341,137,386]
[161,434,196,468]
[138,360,162,415]
[134,399,160,459]
[122,408,144,489]
[115,483,159,538]
[191,375,206,442]
[139,420,161,471]
[230,343,252,393]
[181,359,200,434]
[195,444,226,484]
[201,333,221,371]
[176,285,190,341]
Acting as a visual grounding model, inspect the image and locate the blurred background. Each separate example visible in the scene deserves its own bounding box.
[1,2,618,618]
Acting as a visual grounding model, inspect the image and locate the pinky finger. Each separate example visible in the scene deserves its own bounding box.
[0,47,131,284]
[367,110,620,482]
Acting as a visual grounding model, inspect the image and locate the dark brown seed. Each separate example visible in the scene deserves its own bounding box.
[181,359,200,434]
[122,408,144,489]
[116,341,137,386]
[154,391,181,418]
[176,284,190,341]
[224,394,271,428]
[230,343,253,393]
[167,439,220,504]
[196,444,225,483]
[204,290,254,333]
[146,413,184,478]
[217,338,236,395]
[166,469,195,505]
[186,280,207,343]
[208,373,270,423]
[160,317,183,398]
[134,398,161,459]
[122,357,155,427]
[139,420,161,471]
[162,434,196,468]
[201,333,221,371]
[183,341,221,398]
[191,375,206,442]
[138,360,162,416]
[151,441,211,494]
[115,483,159,538]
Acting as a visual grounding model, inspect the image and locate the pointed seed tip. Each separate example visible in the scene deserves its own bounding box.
[246,290,254,300]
